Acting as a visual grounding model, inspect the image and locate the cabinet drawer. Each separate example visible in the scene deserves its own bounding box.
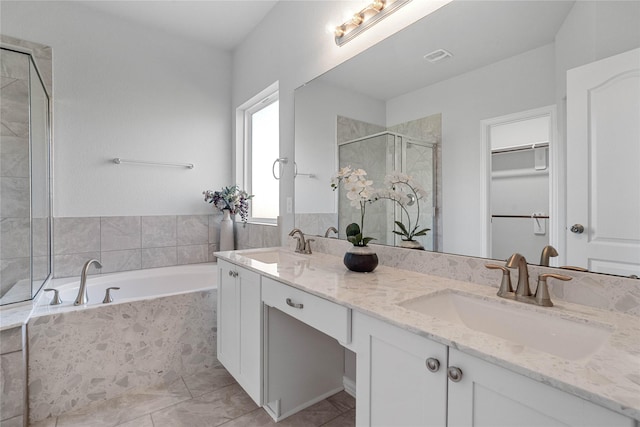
[262,277,351,344]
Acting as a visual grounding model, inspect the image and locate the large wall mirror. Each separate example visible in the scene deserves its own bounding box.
[0,36,53,305]
[294,1,640,277]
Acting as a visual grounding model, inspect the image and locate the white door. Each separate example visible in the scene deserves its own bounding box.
[566,48,640,276]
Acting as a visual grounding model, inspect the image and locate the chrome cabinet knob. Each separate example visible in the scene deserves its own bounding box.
[426,358,440,372]
[447,366,463,382]
[228,270,233,277]
[570,224,585,234]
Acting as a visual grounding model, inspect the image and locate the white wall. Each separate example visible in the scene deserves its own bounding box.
[232,0,453,242]
[387,44,556,256]
[295,79,385,213]
[1,1,232,217]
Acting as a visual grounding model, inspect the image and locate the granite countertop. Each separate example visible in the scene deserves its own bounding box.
[217,247,640,421]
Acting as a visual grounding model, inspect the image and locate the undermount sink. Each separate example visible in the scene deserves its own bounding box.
[241,249,306,265]
[398,291,611,360]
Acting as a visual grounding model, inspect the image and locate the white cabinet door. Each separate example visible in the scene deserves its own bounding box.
[447,348,634,427]
[216,260,262,405]
[354,312,448,427]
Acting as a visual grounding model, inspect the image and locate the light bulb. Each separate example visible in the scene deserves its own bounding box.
[352,13,364,26]
[335,25,346,38]
[371,0,386,11]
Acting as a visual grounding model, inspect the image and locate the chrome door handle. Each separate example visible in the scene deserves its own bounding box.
[570,224,585,234]
[228,271,238,278]
[286,298,303,309]
[447,366,463,382]
[426,358,440,372]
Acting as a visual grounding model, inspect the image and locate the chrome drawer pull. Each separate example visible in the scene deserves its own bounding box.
[286,298,303,309]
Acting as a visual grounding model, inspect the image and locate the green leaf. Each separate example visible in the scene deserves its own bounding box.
[346,223,361,237]
[413,228,431,236]
[347,236,358,245]
[394,221,409,235]
[362,237,375,246]
[392,230,408,237]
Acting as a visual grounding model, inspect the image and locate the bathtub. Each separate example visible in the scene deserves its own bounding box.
[28,263,219,422]
[34,263,217,313]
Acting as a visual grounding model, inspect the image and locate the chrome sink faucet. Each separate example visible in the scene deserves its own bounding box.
[539,245,558,267]
[324,226,338,238]
[486,253,572,307]
[74,259,102,306]
[289,228,313,254]
[506,253,531,297]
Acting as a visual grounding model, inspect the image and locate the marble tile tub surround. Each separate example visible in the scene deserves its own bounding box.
[27,288,217,422]
[54,215,281,278]
[235,220,281,251]
[308,236,640,317]
[222,246,640,420]
[54,215,221,278]
[0,325,25,426]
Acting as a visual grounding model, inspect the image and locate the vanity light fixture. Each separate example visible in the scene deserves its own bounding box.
[335,0,412,46]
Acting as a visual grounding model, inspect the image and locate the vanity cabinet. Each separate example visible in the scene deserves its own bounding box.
[217,260,262,405]
[354,311,634,427]
[262,277,347,421]
[447,348,634,427]
[354,312,448,426]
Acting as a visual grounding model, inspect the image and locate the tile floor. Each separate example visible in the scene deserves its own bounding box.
[29,364,355,427]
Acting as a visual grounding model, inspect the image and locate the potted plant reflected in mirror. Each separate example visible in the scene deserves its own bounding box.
[331,166,379,273]
[375,172,430,250]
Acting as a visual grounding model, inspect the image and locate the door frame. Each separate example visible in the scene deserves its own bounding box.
[480,105,559,262]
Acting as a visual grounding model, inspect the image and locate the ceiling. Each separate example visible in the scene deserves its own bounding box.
[318,1,576,100]
[79,1,279,51]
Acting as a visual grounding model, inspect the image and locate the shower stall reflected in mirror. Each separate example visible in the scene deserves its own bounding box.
[1,40,52,306]
[337,132,437,251]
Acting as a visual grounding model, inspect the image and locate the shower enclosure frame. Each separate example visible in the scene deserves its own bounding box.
[337,131,437,250]
[0,38,53,306]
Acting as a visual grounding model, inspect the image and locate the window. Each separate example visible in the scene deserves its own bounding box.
[237,84,279,223]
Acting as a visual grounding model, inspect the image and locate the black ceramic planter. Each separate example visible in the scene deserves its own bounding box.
[344,246,378,273]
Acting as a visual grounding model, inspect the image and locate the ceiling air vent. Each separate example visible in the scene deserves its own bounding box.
[424,49,452,63]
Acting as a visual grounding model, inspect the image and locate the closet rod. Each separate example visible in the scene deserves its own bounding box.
[492,142,549,154]
[492,214,549,219]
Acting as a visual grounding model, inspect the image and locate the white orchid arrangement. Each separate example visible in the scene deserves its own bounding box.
[331,166,376,247]
[374,171,430,242]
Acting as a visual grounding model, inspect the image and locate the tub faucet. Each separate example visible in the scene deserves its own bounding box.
[539,245,558,267]
[506,253,531,297]
[74,259,102,306]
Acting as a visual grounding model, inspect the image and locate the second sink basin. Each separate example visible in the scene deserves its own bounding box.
[240,249,306,265]
[398,291,611,360]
